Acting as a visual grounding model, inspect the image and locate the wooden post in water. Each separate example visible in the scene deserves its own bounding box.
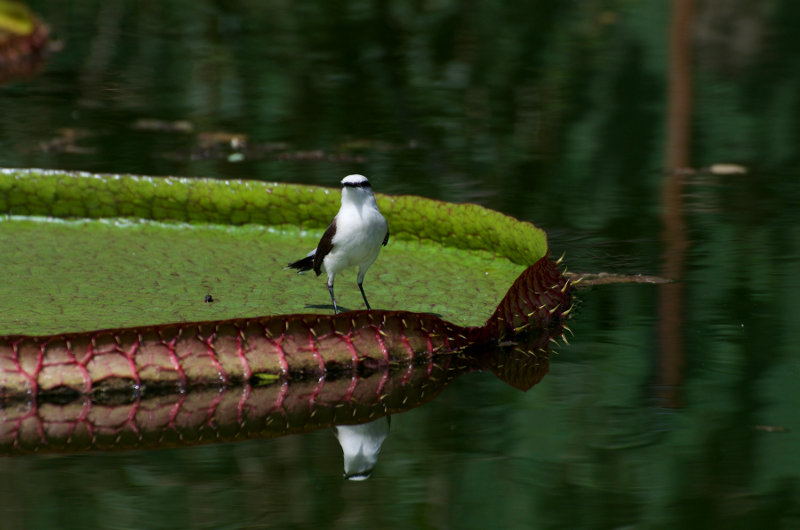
[657,0,693,408]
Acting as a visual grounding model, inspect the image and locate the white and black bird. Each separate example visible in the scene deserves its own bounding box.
[287,174,389,313]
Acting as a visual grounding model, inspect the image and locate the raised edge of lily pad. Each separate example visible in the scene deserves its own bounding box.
[0,168,548,265]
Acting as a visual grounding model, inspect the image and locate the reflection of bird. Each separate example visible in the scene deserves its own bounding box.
[333,417,391,480]
[287,174,389,313]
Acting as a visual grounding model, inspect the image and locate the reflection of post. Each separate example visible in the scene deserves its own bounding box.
[658,0,693,408]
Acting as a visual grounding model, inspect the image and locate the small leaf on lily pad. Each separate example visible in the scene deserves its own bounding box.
[252,373,281,385]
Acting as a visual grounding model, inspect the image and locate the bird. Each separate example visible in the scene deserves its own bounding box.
[287,174,389,313]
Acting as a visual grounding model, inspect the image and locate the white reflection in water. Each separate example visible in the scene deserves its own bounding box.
[333,416,391,481]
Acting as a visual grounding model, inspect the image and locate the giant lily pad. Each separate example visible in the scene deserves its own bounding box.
[0,168,572,444]
[0,168,548,335]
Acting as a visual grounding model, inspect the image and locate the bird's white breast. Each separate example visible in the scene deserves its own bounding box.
[325,202,387,274]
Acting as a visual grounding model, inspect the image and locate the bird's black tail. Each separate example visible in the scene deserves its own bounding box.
[287,255,314,272]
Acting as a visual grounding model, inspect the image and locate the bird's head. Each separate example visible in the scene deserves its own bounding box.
[340,174,375,205]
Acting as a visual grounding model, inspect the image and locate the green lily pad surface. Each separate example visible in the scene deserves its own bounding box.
[0,169,548,335]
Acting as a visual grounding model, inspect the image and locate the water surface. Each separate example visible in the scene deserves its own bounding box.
[1,1,799,528]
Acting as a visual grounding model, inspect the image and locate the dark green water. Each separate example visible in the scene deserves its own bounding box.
[2,1,800,528]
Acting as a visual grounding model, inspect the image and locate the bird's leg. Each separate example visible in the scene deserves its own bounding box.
[358,280,371,310]
[327,277,340,314]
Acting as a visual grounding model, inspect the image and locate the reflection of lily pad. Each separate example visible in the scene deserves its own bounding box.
[0,329,555,455]
[0,168,548,334]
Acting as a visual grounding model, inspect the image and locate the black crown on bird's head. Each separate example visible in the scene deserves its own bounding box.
[342,174,371,189]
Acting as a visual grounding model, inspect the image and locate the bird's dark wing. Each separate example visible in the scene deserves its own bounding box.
[313,218,337,276]
[382,229,389,247]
